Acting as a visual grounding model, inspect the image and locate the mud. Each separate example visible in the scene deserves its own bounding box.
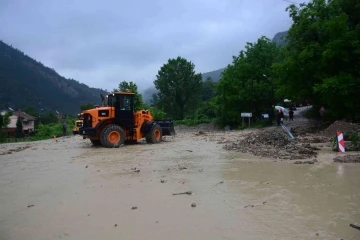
[334,154,360,163]
[0,121,360,239]
[223,128,323,160]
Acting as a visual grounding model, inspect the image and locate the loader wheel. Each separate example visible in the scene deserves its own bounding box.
[146,123,162,144]
[90,139,101,146]
[100,125,125,148]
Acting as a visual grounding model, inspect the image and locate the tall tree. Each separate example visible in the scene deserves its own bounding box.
[274,0,360,120]
[216,36,281,125]
[15,116,24,138]
[154,56,202,119]
[114,81,144,111]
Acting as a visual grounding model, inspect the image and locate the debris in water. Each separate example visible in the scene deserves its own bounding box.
[172,191,192,196]
[27,204,34,208]
[160,179,165,183]
[114,224,117,227]
[134,169,140,173]
[186,150,193,152]
[191,203,196,207]
[294,160,315,164]
[85,165,88,168]
[215,180,224,186]
[350,223,360,231]
[131,206,138,210]
[244,205,254,208]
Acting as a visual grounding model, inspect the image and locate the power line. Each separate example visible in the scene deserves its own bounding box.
[280,0,300,4]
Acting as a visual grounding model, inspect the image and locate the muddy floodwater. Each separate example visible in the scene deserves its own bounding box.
[0,129,359,240]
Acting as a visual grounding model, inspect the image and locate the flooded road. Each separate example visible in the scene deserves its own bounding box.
[0,131,359,240]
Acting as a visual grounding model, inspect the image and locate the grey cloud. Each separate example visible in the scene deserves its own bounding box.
[0,0,307,92]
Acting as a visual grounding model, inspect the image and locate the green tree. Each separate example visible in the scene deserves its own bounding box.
[40,111,58,125]
[114,81,144,111]
[15,116,24,138]
[153,56,202,119]
[202,77,216,102]
[274,0,360,120]
[80,103,95,111]
[0,111,12,129]
[216,36,281,125]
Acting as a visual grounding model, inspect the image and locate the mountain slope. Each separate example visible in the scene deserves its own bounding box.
[201,68,225,82]
[272,30,288,46]
[0,40,108,115]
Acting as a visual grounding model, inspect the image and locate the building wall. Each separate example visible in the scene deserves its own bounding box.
[8,116,17,128]
[7,116,35,131]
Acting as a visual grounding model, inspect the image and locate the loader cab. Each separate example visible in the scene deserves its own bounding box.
[108,92,135,129]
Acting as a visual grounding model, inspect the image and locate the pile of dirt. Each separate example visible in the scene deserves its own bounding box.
[290,122,332,136]
[223,128,319,160]
[321,120,360,137]
[334,154,360,163]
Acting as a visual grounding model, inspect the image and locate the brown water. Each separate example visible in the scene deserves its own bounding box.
[0,133,359,240]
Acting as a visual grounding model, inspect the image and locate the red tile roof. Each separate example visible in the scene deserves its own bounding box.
[12,111,36,121]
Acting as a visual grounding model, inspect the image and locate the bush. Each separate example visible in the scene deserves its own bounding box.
[174,118,215,126]
[349,132,360,150]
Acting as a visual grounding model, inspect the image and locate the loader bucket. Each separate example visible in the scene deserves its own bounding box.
[154,120,176,136]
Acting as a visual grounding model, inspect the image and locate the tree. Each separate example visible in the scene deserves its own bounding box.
[202,77,216,102]
[40,111,58,124]
[113,81,144,111]
[15,116,24,138]
[80,103,95,111]
[0,111,12,129]
[274,0,360,120]
[153,56,202,119]
[216,36,281,125]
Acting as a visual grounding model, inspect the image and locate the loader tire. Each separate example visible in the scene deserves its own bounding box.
[146,123,162,144]
[90,139,101,146]
[100,124,125,148]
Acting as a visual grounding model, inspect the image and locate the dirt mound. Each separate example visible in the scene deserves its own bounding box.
[290,122,331,136]
[334,154,360,163]
[223,128,319,160]
[321,120,360,137]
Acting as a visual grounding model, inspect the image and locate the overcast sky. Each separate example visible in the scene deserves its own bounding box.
[0,0,304,93]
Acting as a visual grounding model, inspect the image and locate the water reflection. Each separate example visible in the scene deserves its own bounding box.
[336,164,344,177]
